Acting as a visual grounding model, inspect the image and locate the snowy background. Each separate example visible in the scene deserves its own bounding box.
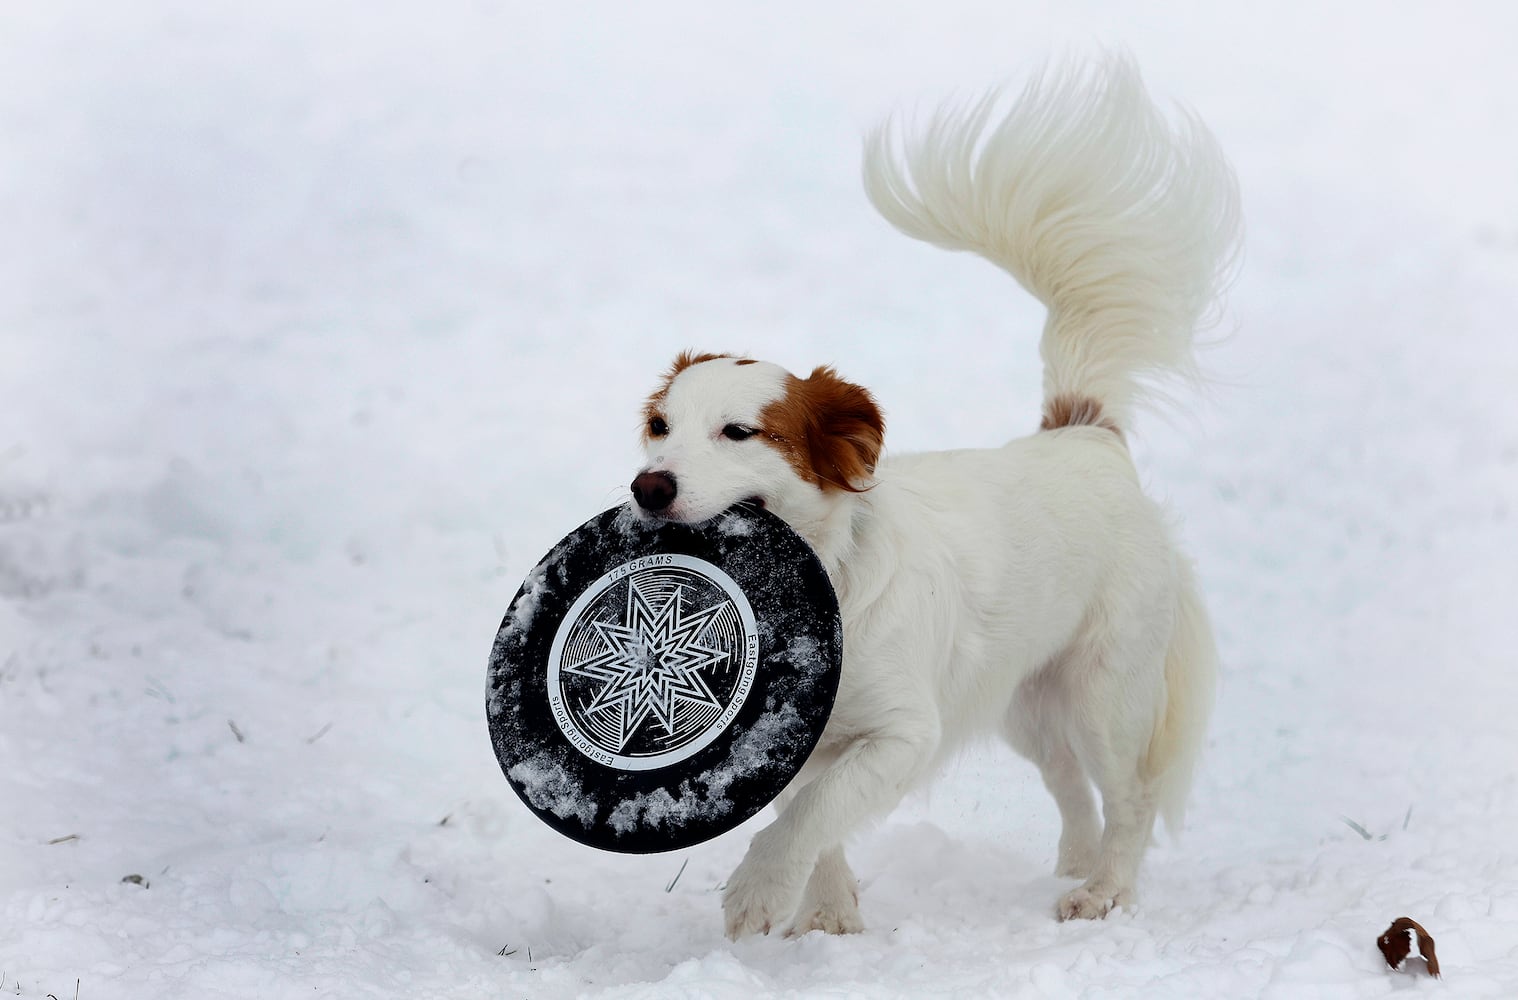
[3,1,1517,996]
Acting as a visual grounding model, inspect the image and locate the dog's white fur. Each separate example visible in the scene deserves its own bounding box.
[633,54,1240,936]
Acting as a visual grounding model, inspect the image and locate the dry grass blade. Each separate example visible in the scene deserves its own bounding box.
[1338,815,1374,841]
[665,857,689,893]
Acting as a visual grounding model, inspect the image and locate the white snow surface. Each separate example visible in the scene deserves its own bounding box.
[3,2,1517,997]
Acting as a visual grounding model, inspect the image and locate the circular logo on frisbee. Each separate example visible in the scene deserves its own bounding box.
[546,553,759,771]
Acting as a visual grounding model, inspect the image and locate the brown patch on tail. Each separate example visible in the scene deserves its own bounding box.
[759,367,884,493]
[1040,394,1121,436]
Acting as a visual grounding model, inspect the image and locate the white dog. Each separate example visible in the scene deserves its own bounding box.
[629,54,1240,936]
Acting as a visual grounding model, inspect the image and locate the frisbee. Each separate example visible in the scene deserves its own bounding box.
[487,503,842,853]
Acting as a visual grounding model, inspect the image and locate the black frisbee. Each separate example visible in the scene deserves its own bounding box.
[487,504,842,853]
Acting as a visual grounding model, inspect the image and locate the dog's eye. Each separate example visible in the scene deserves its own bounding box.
[722,423,757,441]
[648,416,669,437]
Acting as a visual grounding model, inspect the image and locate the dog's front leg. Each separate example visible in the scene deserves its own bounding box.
[723,726,937,939]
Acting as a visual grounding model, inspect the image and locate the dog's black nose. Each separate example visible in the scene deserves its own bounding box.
[631,471,677,512]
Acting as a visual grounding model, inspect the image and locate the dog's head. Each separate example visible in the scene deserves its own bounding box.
[630,352,884,530]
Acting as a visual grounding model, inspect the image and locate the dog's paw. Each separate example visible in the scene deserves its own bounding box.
[722,856,809,940]
[1056,886,1122,921]
[722,878,791,940]
[786,901,865,937]
[781,847,863,937]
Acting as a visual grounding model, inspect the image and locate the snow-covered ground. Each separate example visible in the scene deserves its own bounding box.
[4,1,1517,996]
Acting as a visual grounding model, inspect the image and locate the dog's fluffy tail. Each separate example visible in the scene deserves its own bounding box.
[863,53,1241,432]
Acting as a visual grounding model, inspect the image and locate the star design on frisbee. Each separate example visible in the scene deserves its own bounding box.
[563,576,731,751]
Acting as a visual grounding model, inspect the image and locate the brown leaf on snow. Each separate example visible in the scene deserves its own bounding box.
[1377,916,1441,978]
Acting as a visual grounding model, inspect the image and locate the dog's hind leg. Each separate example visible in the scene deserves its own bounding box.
[1052,605,1173,920]
[1004,679,1102,879]
[1031,743,1102,880]
[1055,768,1157,920]
[1057,557,1218,920]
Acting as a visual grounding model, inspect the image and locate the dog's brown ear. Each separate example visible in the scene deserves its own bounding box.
[764,367,884,493]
